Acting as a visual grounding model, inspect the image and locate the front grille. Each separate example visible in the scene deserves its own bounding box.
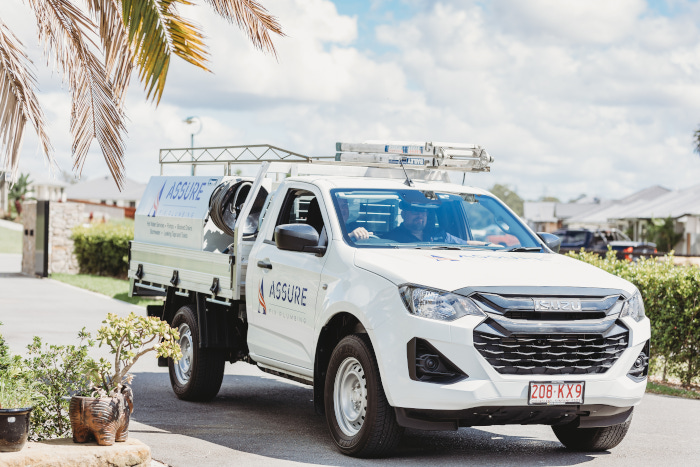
[470,292,621,321]
[473,330,629,375]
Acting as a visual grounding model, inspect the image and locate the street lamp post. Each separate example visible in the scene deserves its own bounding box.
[183,116,202,175]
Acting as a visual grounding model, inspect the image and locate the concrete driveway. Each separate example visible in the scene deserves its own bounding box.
[0,254,698,466]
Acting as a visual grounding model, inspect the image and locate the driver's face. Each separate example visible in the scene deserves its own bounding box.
[402,209,427,231]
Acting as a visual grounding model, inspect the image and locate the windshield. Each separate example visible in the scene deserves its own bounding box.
[331,189,541,251]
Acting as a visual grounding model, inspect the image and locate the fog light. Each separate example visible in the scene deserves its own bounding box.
[407,338,467,384]
[627,340,650,382]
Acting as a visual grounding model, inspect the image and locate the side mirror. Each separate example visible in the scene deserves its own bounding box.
[538,232,561,253]
[275,224,326,256]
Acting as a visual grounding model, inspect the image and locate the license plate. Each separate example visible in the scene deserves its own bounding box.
[528,382,584,405]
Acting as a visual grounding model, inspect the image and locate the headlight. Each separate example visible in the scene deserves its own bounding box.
[399,285,485,322]
[620,291,646,322]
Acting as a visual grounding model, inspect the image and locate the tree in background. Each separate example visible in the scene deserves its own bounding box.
[0,1,283,189]
[8,172,32,217]
[489,184,524,216]
[646,217,683,252]
[538,196,560,202]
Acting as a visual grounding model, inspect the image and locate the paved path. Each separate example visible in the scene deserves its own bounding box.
[0,254,698,466]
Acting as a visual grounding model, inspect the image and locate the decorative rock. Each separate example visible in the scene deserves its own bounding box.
[0,438,151,467]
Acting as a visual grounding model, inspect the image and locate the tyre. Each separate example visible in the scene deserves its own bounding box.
[168,304,226,401]
[324,334,403,457]
[552,419,632,451]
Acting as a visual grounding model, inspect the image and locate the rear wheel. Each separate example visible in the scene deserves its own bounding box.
[324,334,403,457]
[553,419,632,451]
[168,304,225,401]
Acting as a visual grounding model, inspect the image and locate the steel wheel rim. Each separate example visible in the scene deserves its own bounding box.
[333,357,367,437]
[174,323,193,385]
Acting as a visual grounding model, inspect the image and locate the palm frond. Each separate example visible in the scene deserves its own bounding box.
[204,0,283,56]
[0,18,53,184]
[28,0,126,188]
[84,0,135,107]
[121,0,209,103]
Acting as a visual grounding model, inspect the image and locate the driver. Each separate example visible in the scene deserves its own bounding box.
[338,198,371,240]
[384,202,467,244]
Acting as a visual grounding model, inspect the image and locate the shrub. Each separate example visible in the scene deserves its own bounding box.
[72,222,133,277]
[24,331,103,441]
[567,248,700,386]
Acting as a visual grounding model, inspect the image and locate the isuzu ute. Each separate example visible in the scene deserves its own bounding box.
[129,142,650,457]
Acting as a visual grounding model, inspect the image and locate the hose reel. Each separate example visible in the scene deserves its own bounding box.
[208,179,268,238]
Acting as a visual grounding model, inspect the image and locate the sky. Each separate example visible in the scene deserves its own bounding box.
[4,0,700,202]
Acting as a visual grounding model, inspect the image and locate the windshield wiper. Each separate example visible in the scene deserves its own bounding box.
[506,246,542,252]
[416,245,463,250]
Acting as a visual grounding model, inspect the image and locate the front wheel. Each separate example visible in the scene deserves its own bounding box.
[168,304,225,401]
[324,334,403,457]
[552,418,632,451]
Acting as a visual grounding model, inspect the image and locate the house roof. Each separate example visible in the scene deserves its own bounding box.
[65,175,146,201]
[29,176,68,188]
[523,202,557,223]
[615,183,700,220]
[566,185,672,224]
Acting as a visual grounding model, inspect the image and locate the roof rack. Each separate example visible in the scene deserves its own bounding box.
[158,141,493,175]
[158,144,334,175]
[335,141,494,172]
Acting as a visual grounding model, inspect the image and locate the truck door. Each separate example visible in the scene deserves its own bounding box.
[247,186,328,371]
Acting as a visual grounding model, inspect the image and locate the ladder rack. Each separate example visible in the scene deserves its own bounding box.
[159,142,494,175]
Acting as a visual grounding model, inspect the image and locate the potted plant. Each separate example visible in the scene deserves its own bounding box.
[0,333,35,452]
[69,312,181,446]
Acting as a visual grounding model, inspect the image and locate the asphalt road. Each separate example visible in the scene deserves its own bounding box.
[1,254,698,466]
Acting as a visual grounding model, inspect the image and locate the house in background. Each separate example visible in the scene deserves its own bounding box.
[611,184,700,255]
[28,176,68,202]
[65,175,146,221]
[524,184,700,255]
[523,202,558,232]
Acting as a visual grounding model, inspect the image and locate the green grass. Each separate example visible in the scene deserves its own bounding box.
[647,381,700,400]
[51,273,159,307]
[0,226,22,254]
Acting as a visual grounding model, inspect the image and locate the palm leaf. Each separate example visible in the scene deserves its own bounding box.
[121,0,209,103]
[0,18,53,184]
[84,0,135,107]
[28,0,126,188]
[203,0,283,55]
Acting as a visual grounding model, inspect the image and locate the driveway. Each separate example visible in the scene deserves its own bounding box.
[0,254,698,466]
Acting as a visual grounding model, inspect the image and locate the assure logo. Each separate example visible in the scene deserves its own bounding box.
[258,278,309,309]
[258,280,267,314]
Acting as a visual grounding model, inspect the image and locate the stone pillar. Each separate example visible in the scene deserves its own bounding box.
[48,202,84,274]
[21,201,84,276]
[21,201,37,275]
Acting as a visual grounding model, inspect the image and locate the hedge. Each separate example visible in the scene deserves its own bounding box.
[71,223,133,278]
[567,249,700,386]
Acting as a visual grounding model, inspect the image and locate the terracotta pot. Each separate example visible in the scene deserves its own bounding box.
[0,407,32,452]
[69,386,133,446]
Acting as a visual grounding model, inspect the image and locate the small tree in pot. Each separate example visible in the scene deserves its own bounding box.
[69,312,181,446]
[0,331,36,452]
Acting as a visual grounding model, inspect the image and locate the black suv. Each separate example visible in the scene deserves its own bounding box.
[554,228,657,260]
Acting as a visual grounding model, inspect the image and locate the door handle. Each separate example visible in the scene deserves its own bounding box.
[257,260,272,270]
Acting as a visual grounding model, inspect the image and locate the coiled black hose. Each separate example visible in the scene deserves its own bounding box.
[208,179,267,238]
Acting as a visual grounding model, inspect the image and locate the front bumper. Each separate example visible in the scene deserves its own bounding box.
[369,304,650,428]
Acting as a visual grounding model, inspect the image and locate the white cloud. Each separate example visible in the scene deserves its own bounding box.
[5,0,700,202]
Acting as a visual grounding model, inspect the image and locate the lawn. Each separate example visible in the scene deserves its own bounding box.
[0,226,22,254]
[51,273,160,307]
[647,380,700,400]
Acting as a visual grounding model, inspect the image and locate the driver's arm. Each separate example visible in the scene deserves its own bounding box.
[348,227,371,240]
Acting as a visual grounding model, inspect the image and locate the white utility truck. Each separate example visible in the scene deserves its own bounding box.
[129,142,650,457]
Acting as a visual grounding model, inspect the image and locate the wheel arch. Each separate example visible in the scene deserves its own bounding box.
[313,312,368,415]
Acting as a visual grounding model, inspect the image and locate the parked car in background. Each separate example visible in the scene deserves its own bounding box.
[554,228,657,260]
